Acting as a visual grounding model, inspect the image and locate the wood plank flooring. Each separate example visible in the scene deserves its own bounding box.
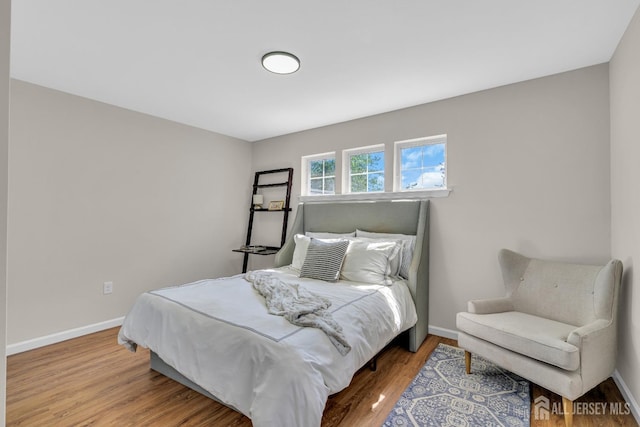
[6,327,638,426]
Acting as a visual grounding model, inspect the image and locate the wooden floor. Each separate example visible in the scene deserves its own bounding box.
[6,327,638,427]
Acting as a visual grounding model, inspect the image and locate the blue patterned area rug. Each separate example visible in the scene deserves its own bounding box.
[383,344,530,427]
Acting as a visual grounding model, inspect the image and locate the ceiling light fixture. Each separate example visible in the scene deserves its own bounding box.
[261,51,300,74]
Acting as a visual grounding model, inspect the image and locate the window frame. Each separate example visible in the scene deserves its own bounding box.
[301,152,336,196]
[393,135,447,192]
[342,144,386,194]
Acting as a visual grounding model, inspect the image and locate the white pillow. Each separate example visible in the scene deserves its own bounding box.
[340,238,402,285]
[356,230,416,279]
[306,231,356,238]
[291,234,311,272]
[347,236,403,277]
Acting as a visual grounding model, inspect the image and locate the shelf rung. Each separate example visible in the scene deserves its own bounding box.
[254,182,289,188]
[255,168,292,175]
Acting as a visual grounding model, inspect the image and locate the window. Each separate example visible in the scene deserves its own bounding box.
[300,135,449,200]
[344,145,385,193]
[395,135,446,191]
[302,153,335,195]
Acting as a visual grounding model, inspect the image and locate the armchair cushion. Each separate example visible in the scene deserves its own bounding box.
[456,311,580,370]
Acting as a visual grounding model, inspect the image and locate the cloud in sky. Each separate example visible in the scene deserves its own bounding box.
[416,171,444,188]
[403,162,445,189]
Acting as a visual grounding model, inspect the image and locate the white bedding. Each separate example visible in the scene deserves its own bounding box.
[118,267,417,427]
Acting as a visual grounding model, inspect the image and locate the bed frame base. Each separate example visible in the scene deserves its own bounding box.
[150,351,241,413]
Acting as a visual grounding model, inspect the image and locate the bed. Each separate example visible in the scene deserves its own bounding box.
[118,199,430,427]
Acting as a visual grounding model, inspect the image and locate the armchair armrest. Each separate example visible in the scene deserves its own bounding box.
[467,297,513,314]
[567,318,616,388]
[566,319,612,349]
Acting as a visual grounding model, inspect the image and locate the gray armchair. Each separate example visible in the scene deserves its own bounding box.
[456,249,623,427]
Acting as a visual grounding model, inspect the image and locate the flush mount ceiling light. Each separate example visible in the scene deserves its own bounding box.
[261,51,300,74]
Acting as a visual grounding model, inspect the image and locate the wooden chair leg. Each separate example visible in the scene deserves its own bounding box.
[464,351,471,374]
[368,357,377,372]
[562,396,573,427]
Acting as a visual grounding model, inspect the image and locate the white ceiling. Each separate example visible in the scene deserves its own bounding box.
[10,1,640,142]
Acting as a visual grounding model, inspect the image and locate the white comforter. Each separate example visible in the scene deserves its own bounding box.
[118,267,417,427]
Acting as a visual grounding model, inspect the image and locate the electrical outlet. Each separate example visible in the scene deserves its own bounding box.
[103,281,113,295]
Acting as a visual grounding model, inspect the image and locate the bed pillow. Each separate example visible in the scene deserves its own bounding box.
[306,231,356,238]
[291,234,312,272]
[356,230,416,279]
[340,238,402,285]
[300,238,350,282]
[291,234,344,272]
[349,236,404,278]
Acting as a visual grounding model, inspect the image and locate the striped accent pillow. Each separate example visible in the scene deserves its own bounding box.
[300,238,350,282]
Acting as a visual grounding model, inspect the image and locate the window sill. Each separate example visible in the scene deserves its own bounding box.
[299,188,451,203]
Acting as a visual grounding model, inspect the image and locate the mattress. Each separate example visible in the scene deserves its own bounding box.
[118,266,417,427]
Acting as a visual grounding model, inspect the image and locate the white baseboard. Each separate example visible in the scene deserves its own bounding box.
[428,324,459,340]
[6,317,125,356]
[613,369,640,424]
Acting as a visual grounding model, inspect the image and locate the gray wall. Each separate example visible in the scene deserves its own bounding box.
[611,5,640,415]
[253,64,612,333]
[7,80,253,344]
[1,0,10,421]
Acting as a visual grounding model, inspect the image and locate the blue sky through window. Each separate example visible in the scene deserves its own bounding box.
[400,143,445,189]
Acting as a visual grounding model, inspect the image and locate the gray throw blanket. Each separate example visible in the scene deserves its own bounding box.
[245,272,351,356]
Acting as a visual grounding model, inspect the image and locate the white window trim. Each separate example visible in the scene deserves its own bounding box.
[298,187,451,203]
[394,134,447,192]
[301,152,336,196]
[342,144,386,194]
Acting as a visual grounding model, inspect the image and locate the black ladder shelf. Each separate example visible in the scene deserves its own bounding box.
[232,168,294,273]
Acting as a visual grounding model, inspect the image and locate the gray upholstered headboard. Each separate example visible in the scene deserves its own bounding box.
[274,200,430,352]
